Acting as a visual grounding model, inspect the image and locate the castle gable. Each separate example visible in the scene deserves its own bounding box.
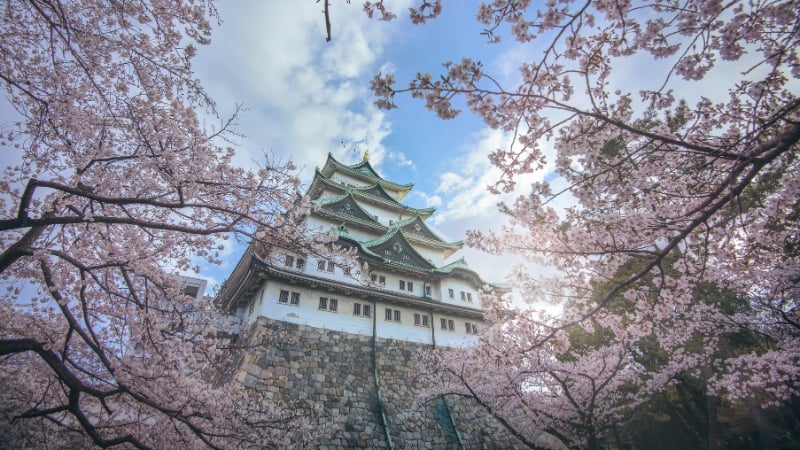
[353,183,399,205]
[349,160,381,179]
[364,230,436,271]
[398,215,444,242]
[316,194,380,224]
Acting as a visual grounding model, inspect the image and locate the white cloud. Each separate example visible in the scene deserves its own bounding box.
[194,1,412,183]
[410,191,442,208]
[387,150,415,171]
[433,128,513,224]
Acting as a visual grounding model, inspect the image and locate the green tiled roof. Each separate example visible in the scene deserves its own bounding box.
[319,153,413,199]
[308,169,435,220]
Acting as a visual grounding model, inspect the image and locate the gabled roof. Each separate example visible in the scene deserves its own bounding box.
[315,193,381,224]
[352,183,399,204]
[361,229,437,271]
[319,153,413,200]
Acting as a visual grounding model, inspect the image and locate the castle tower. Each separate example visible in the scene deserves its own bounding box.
[216,153,503,346]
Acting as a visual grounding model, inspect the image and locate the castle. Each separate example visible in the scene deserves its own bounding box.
[214,153,521,449]
[215,152,503,347]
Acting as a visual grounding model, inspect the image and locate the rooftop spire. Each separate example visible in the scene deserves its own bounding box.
[362,150,370,161]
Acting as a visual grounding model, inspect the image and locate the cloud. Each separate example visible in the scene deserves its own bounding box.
[410,191,442,208]
[194,1,411,183]
[432,128,514,224]
[386,150,415,171]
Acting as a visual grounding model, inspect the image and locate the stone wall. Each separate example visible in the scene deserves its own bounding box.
[232,317,525,449]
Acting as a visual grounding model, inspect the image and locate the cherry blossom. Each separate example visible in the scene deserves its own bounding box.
[369,1,799,448]
[0,1,321,447]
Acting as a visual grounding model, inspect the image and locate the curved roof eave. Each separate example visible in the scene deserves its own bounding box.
[321,153,414,199]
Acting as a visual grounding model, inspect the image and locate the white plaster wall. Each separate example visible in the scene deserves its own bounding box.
[439,278,482,309]
[346,227,382,242]
[431,313,481,347]
[373,302,434,344]
[372,270,427,299]
[244,279,483,346]
[412,245,445,267]
[256,280,374,336]
[357,202,405,227]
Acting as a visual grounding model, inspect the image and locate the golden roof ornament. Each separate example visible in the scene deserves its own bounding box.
[362,150,370,161]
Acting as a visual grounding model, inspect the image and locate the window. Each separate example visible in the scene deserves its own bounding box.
[460,291,466,301]
[319,297,338,312]
[448,288,454,298]
[466,322,479,335]
[415,313,429,327]
[317,260,326,271]
[327,261,335,272]
[440,318,455,331]
[290,292,300,305]
[399,279,413,292]
[278,290,289,303]
[354,303,372,317]
[414,313,421,326]
[296,258,305,270]
[343,265,351,275]
[466,293,473,303]
[371,274,386,286]
[183,285,200,298]
[425,286,431,297]
[284,255,294,267]
[385,308,401,322]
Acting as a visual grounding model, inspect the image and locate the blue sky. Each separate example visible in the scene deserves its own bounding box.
[193,1,537,290]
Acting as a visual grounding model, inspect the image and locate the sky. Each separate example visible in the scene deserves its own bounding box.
[192,1,540,290]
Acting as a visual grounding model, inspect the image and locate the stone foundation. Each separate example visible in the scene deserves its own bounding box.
[232,317,525,449]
